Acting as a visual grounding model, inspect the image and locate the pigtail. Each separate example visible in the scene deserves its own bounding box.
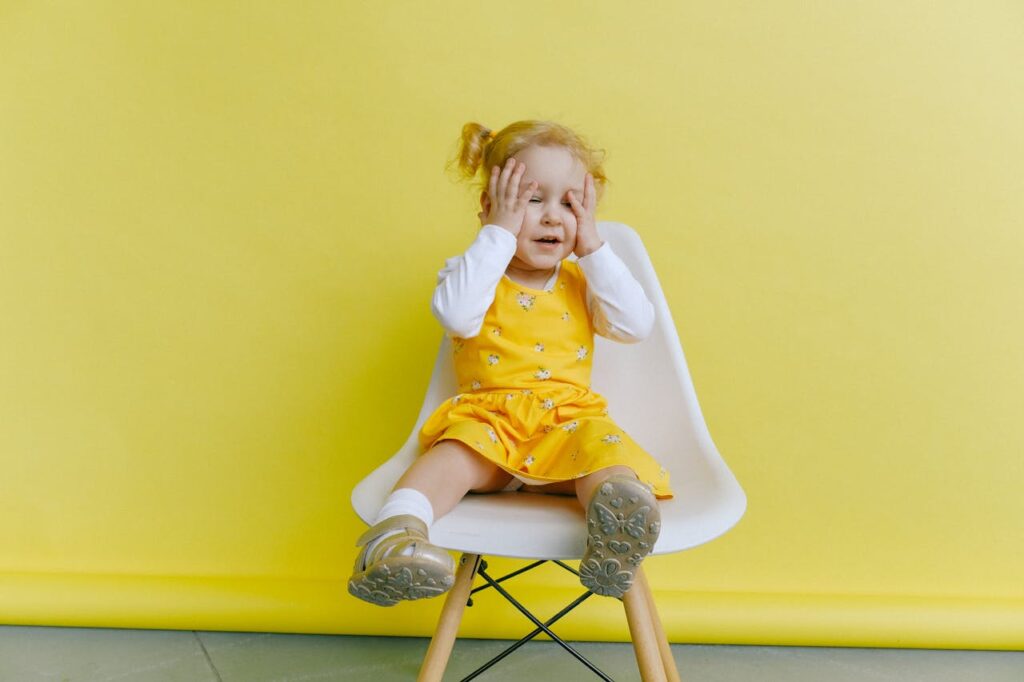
[446,122,493,184]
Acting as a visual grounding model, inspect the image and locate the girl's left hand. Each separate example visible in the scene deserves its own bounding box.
[567,173,603,258]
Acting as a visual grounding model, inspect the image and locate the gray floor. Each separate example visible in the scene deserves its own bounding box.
[0,626,1021,681]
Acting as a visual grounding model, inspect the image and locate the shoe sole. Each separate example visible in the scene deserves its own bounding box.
[579,477,661,599]
[348,555,456,607]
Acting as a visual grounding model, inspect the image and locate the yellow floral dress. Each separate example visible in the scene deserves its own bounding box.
[418,260,673,498]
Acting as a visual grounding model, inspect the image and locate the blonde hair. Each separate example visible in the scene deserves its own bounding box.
[447,120,608,202]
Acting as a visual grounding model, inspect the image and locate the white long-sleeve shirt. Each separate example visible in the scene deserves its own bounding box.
[431,224,655,342]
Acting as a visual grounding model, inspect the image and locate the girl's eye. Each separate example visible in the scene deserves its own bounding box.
[527,197,572,207]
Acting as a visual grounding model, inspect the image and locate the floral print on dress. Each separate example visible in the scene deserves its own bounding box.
[561,420,579,433]
[541,398,555,410]
[492,327,502,336]
[487,428,499,443]
[524,455,535,466]
[601,434,622,445]
[517,292,536,311]
[534,368,551,380]
[561,311,570,321]
[577,346,588,361]
[471,380,481,391]
[487,354,500,366]
[534,342,545,352]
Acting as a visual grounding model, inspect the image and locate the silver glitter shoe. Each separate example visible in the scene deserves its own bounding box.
[348,514,456,607]
[579,475,661,599]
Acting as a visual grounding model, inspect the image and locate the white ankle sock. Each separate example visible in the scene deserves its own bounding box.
[363,488,435,561]
[374,487,435,527]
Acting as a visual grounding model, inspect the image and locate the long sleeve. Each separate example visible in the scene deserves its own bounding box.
[577,241,655,343]
[431,224,518,338]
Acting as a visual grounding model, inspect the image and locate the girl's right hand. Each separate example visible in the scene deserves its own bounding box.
[480,157,537,236]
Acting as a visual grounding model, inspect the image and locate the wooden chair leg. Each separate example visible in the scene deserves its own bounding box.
[623,565,668,682]
[417,553,481,682]
[636,566,681,682]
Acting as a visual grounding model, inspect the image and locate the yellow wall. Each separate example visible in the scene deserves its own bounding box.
[1,1,1022,649]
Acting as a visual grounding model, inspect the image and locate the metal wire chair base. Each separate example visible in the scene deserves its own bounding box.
[458,558,614,682]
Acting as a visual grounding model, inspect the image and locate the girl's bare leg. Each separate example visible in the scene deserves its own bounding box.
[575,465,638,508]
[395,439,512,520]
[520,466,640,501]
[573,465,659,598]
[350,439,506,607]
[520,480,576,495]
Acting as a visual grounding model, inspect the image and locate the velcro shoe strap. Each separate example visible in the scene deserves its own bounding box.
[355,513,427,547]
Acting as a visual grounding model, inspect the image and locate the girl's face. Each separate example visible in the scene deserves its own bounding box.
[497,144,588,275]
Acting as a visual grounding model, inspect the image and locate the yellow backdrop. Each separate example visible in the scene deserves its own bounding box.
[1,1,1022,650]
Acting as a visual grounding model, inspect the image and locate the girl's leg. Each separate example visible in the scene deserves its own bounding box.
[520,480,576,495]
[574,465,637,508]
[574,465,661,599]
[519,465,637,499]
[349,440,511,607]
[394,439,512,520]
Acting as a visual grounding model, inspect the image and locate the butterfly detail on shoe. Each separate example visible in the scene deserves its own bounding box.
[594,503,651,539]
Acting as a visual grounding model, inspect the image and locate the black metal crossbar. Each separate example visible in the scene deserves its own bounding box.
[458,559,614,682]
[468,559,546,599]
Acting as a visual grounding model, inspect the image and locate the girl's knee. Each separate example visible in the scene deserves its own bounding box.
[429,439,485,466]
[587,465,637,484]
[430,439,510,491]
[469,468,513,493]
[576,465,638,506]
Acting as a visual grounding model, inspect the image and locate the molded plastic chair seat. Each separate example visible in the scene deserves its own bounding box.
[351,222,745,681]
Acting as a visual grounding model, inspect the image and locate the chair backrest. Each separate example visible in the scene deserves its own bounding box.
[352,222,746,559]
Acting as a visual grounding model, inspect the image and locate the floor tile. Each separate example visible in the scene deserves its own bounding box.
[2,627,1021,682]
[0,626,220,682]
[196,633,1024,682]
[197,631,426,682]
[199,632,646,681]
[680,645,1024,682]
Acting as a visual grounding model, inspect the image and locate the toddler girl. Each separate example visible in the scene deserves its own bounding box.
[349,120,673,607]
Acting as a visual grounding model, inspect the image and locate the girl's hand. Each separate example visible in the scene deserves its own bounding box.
[568,173,603,257]
[480,157,537,236]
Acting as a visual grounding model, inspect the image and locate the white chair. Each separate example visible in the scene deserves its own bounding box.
[351,222,746,681]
